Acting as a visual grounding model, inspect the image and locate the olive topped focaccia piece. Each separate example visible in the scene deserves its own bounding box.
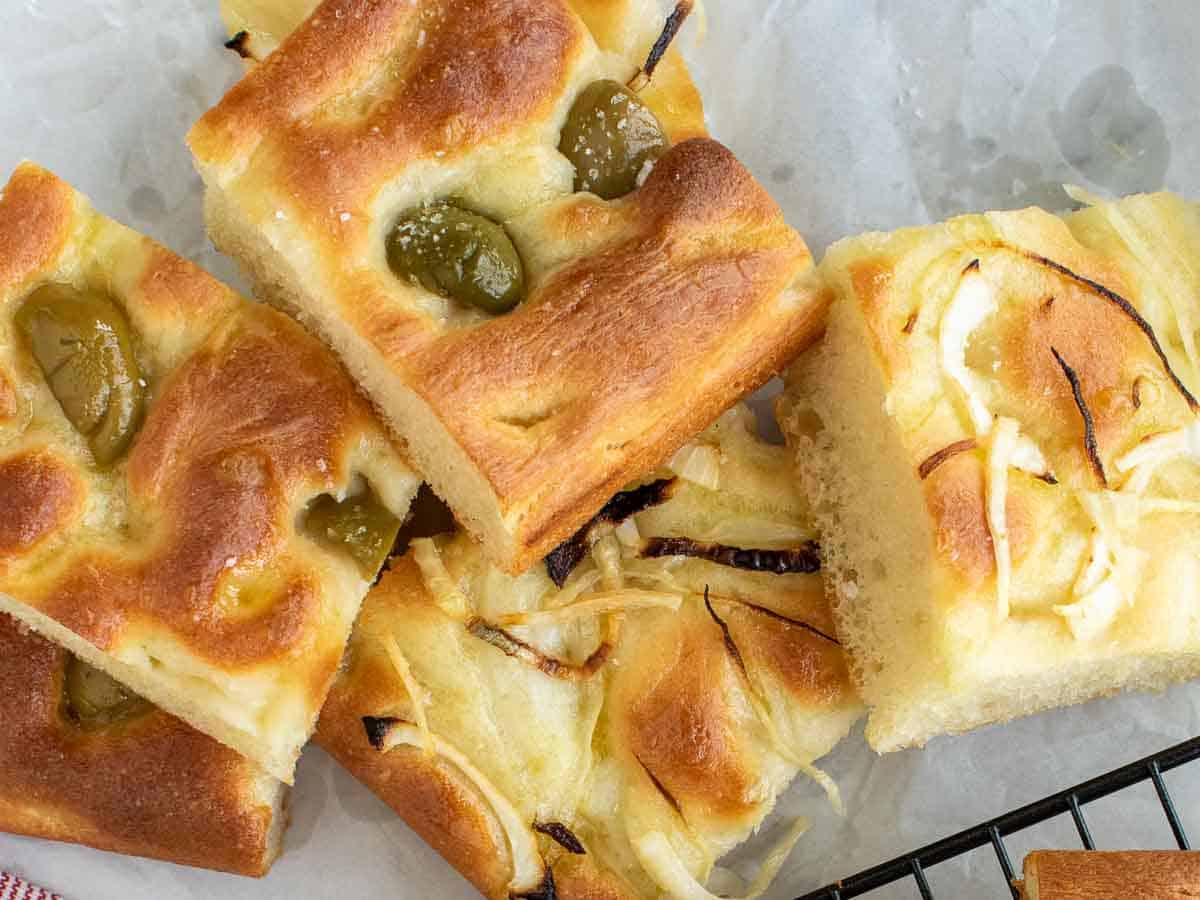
[0,613,286,876]
[779,190,1200,753]
[318,405,862,899]
[191,0,828,576]
[0,163,418,783]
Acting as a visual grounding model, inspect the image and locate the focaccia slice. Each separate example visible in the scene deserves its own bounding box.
[0,613,285,876]
[0,164,419,782]
[1017,851,1200,899]
[779,191,1200,752]
[317,405,862,899]
[189,0,827,575]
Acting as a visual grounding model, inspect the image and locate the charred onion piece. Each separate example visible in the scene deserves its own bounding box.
[635,752,682,815]
[641,537,821,575]
[467,617,611,680]
[544,478,677,586]
[534,822,586,855]
[511,869,558,900]
[628,0,695,92]
[918,439,978,480]
[544,541,587,590]
[363,715,398,750]
[1051,346,1108,487]
[224,30,255,60]
[704,587,749,678]
[1025,251,1199,412]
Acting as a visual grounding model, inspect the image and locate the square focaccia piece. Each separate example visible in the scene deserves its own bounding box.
[779,192,1200,752]
[0,164,418,783]
[317,405,862,899]
[0,613,285,876]
[188,0,827,575]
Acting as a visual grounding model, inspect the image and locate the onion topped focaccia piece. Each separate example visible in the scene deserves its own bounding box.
[0,613,286,876]
[317,405,862,899]
[779,191,1200,752]
[189,0,828,575]
[0,164,418,783]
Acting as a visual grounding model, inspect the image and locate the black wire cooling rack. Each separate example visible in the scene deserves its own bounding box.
[795,735,1200,899]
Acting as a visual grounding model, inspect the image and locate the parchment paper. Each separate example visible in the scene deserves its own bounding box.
[2,1,1198,897]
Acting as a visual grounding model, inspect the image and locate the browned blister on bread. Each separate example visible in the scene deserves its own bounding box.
[190,0,826,575]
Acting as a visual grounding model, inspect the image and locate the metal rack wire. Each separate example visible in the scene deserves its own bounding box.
[795,735,1200,899]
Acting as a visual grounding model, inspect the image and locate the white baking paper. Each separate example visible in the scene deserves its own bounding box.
[1,1,1198,897]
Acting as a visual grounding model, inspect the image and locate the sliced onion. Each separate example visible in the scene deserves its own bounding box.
[411,538,471,619]
[372,721,545,893]
[940,266,998,436]
[380,633,432,757]
[986,417,1019,620]
[668,444,722,491]
[497,590,682,626]
[632,818,808,900]
[1115,422,1200,475]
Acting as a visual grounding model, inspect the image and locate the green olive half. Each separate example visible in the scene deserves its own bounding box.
[16,284,145,466]
[63,656,151,730]
[386,201,525,315]
[558,79,668,200]
[305,487,402,579]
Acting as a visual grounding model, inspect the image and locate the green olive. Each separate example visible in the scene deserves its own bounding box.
[16,284,144,466]
[63,656,151,730]
[386,201,525,315]
[558,79,668,200]
[305,486,402,579]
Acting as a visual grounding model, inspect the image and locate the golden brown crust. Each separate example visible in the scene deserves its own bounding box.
[191,0,821,574]
[1018,850,1200,899]
[0,614,281,876]
[720,600,855,709]
[409,139,823,571]
[0,164,74,294]
[0,163,417,780]
[614,607,759,820]
[0,451,83,561]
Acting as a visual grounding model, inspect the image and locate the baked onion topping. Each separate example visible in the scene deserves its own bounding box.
[1051,347,1108,487]
[641,537,821,575]
[362,718,547,895]
[534,821,586,855]
[466,617,611,680]
[544,478,677,587]
[628,0,695,92]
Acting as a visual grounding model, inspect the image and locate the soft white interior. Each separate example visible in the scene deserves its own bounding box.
[784,286,946,751]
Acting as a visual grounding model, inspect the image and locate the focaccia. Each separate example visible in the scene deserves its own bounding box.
[0,613,285,876]
[1017,851,1200,899]
[778,191,1200,752]
[0,164,418,782]
[317,405,862,899]
[189,0,828,575]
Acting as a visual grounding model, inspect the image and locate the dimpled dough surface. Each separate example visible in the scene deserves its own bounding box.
[0,164,418,784]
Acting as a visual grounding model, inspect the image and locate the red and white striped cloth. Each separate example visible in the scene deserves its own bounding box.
[0,872,61,900]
